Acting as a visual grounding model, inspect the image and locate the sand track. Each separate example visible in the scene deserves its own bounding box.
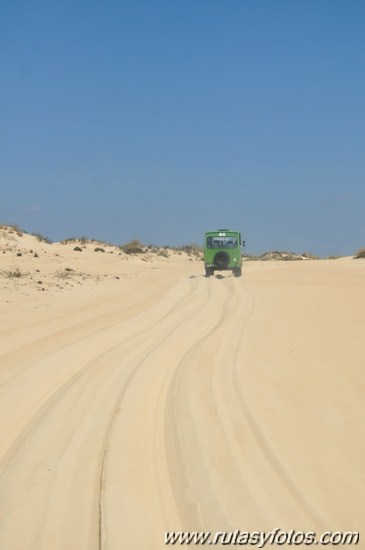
[0,260,364,549]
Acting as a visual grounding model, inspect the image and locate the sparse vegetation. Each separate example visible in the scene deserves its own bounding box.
[175,244,203,258]
[2,266,27,278]
[120,239,144,254]
[32,232,52,244]
[256,251,299,261]
[55,268,74,278]
[0,223,26,237]
[61,236,114,249]
[0,224,329,263]
[354,248,365,259]
[61,237,88,245]
[243,251,319,261]
[61,237,77,244]
[241,253,259,261]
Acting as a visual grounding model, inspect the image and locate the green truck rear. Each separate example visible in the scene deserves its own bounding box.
[204,229,244,277]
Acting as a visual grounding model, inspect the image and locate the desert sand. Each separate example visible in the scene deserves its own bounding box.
[0,226,364,549]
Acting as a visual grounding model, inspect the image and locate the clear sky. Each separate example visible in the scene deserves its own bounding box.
[1,1,364,256]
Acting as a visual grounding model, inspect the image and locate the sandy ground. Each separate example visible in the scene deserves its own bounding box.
[0,228,364,549]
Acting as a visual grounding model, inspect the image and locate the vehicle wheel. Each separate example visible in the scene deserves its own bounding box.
[205,267,214,277]
[233,267,242,277]
[213,251,230,268]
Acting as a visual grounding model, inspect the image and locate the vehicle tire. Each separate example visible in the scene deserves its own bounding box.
[205,267,214,277]
[233,267,242,277]
[213,251,230,269]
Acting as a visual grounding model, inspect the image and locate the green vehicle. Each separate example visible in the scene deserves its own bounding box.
[204,229,244,277]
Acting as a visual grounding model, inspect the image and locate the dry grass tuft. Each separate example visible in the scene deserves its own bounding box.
[354,248,365,259]
[2,266,27,278]
[31,232,52,244]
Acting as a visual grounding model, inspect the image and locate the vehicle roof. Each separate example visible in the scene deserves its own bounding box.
[205,229,240,236]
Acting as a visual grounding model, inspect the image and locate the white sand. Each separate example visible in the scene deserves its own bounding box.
[0,227,364,549]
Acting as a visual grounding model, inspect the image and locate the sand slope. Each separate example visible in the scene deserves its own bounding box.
[0,231,364,548]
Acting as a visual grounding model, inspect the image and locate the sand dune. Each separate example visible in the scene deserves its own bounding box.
[0,228,364,548]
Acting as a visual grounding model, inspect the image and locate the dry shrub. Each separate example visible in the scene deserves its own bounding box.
[354,248,365,259]
[120,239,144,254]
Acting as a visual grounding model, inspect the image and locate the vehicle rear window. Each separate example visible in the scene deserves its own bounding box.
[206,236,238,248]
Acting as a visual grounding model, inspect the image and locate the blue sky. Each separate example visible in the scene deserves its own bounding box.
[1,1,364,255]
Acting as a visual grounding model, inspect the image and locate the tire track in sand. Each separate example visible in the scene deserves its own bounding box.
[0,276,208,550]
[164,275,326,536]
[0,270,330,550]
[0,277,194,466]
[98,276,231,549]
